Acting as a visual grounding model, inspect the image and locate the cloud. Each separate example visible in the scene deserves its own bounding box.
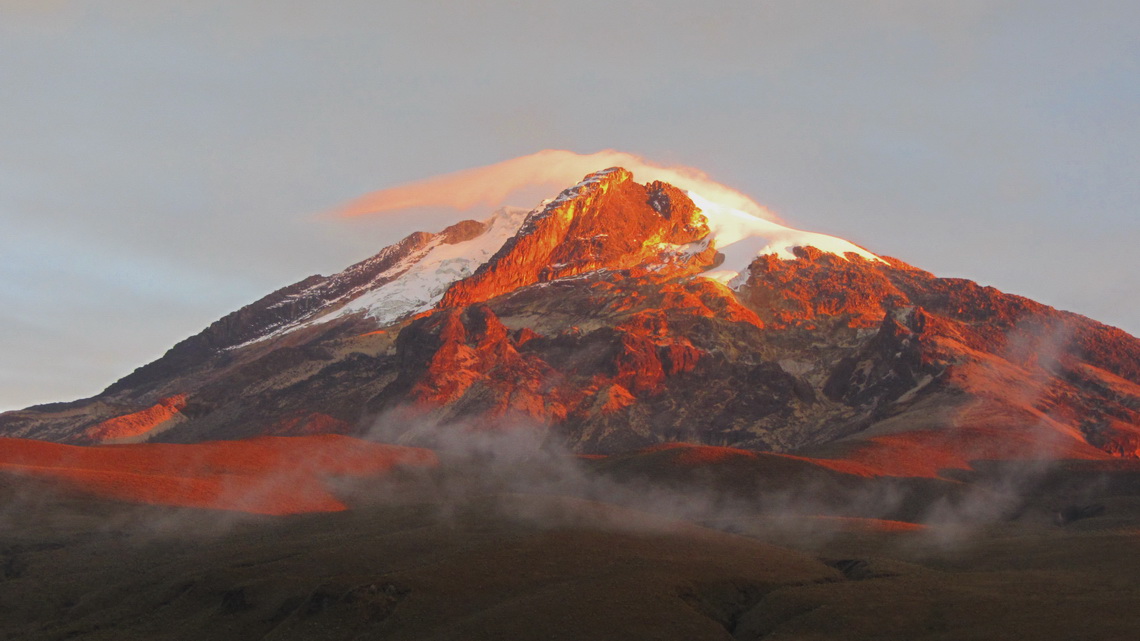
[334,149,779,221]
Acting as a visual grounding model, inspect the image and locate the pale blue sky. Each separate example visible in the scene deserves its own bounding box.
[2,1,1138,410]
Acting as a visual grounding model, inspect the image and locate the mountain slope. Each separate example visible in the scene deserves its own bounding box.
[3,168,1139,463]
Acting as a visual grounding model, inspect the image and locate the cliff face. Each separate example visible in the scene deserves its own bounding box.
[441,168,713,308]
[4,168,1140,460]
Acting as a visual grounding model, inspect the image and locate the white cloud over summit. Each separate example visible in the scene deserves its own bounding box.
[334,149,779,222]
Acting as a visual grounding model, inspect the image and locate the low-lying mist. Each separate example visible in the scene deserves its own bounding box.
[352,410,1112,551]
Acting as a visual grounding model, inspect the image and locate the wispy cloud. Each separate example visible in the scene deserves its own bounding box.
[334,149,779,221]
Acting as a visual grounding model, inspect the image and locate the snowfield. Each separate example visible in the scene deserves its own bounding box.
[688,190,882,289]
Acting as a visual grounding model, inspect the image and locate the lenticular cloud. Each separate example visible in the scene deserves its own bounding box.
[335,149,778,222]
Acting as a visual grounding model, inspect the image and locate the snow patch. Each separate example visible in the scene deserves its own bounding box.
[317,206,531,325]
[228,207,530,350]
[687,191,882,289]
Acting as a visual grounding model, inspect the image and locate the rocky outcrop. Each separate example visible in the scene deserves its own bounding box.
[375,304,556,421]
[440,169,713,308]
[82,394,188,443]
[738,248,907,329]
[823,307,948,410]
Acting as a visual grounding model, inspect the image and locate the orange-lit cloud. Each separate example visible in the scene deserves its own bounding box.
[336,149,779,221]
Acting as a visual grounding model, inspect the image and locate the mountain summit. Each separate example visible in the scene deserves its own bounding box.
[4,168,1139,462]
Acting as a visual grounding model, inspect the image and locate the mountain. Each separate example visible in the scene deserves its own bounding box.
[5,165,1140,641]
[3,167,1139,463]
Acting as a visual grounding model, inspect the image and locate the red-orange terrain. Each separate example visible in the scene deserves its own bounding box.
[81,394,188,443]
[0,435,436,514]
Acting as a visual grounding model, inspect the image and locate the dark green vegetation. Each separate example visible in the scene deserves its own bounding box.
[3,454,1140,640]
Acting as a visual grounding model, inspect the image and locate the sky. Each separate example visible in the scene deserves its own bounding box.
[1,1,1138,411]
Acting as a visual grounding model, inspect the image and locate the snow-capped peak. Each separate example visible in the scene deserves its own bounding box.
[688,190,882,289]
[227,172,886,350]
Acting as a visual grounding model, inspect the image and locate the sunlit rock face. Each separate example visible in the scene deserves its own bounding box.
[82,394,188,443]
[441,168,714,308]
[3,168,1140,459]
